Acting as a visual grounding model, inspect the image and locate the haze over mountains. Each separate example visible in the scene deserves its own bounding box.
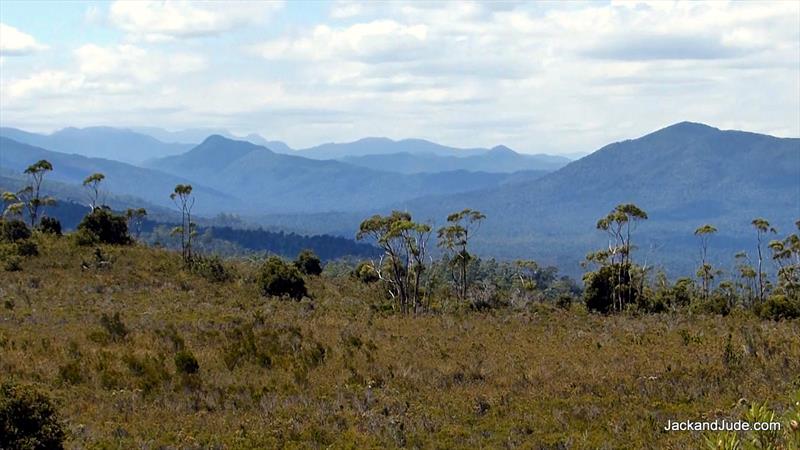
[1,121,797,274]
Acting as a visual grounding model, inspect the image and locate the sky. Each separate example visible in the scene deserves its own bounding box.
[0,0,798,156]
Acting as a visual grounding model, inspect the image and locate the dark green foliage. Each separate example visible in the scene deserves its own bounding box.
[352,261,379,283]
[690,292,731,316]
[555,294,573,310]
[77,207,131,245]
[37,217,62,236]
[0,219,31,243]
[0,382,65,450]
[174,350,200,375]
[57,361,83,385]
[99,312,129,342]
[208,226,379,260]
[583,263,639,313]
[756,294,800,320]
[258,256,308,300]
[190,255,232,283]
[294,249,323,276]
[15,240,39,257]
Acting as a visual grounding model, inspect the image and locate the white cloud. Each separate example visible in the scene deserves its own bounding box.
[109,0,283,41]
[257,20,428,62]
[0,23,48,55]
[1,1,798,153]
[3,44,206,109]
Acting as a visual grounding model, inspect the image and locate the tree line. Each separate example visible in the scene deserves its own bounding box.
[2,159,798,319]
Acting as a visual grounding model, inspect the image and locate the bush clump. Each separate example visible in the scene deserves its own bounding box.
[258,256,307,300]
[352,261,379,284]
[38,217,62,236]
[76,208,131,245]
[15,240,39,257]
[756,294,800,320]
[99,312,129,342]
[190,255,232,283]
[0,219,31,243]
[0,382,65,450]
[174,350,200,375]
[294,249,323,276]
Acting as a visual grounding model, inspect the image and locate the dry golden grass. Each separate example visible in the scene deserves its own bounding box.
[1,236,799,449]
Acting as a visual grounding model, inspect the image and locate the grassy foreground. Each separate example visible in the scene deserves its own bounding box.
[1,236,799,449]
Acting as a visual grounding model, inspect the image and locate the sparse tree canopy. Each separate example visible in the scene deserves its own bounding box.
[357,211,432,314]
[82,172,106,210]
[15,160,56,227]
[437,208,485,301]
[171,184,195,263]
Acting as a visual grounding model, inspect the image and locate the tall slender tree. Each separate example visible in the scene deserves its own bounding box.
[594,203,648,310]
[437,209,485,301]
[694,224,717,300]
[170,184,195,262]
[125,208,148,241]
[14,160,56,228]
[751,218,776,304]
[82,173,106,211]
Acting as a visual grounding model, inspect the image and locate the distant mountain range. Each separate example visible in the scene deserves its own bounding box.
[399,122,800,273]
[0,137,234,214]
[144,135,549,213]
[0,127,194,164]
[2,121,797,275]
[1,126,568,174]
[340,146,568,174]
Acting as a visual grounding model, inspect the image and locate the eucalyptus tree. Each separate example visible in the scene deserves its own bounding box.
[590,203,648,311]
[751,218,776,304]
[694,224,717,300]
[9,160,56,228]
[769,220,800,292]
[437,208,485,301]
[82,173,105,211]
[1,191,24,220]
[125,208,148,241]
[357,211,432,314]
[170,184,195,262]
[734,251,757,307]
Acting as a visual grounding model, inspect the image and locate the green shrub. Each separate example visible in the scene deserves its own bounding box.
[190,255,232,283]
[757,294,800,320]
[76,208,131,245]
[99,312,129,342]
[57,361,84,385]
[15,240,39,257]
[37,217,62,236]
[690,293,730,316]
[583,264,640,313]
[0,219,31,243]
[258,256,307,300]
[174,350,200,375]
[353,260,379,283]
[3,255,22,272]
[0,382,65,450]
[294,249,323,276]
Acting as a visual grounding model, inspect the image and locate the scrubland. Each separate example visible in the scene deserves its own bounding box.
[1,236,799,449]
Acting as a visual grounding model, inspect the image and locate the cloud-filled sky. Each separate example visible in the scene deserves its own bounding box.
[0,0,798,155]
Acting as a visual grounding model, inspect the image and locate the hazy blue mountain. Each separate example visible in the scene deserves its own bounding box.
[0,127,194,164]
[397,122,800,273]
[340,145,569,173]
[297,137,496,159]
[0,171,176,221]
[250,123,799,275]
[132,126,294,154]
[146,135,547,213]
[0,137,234,214]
